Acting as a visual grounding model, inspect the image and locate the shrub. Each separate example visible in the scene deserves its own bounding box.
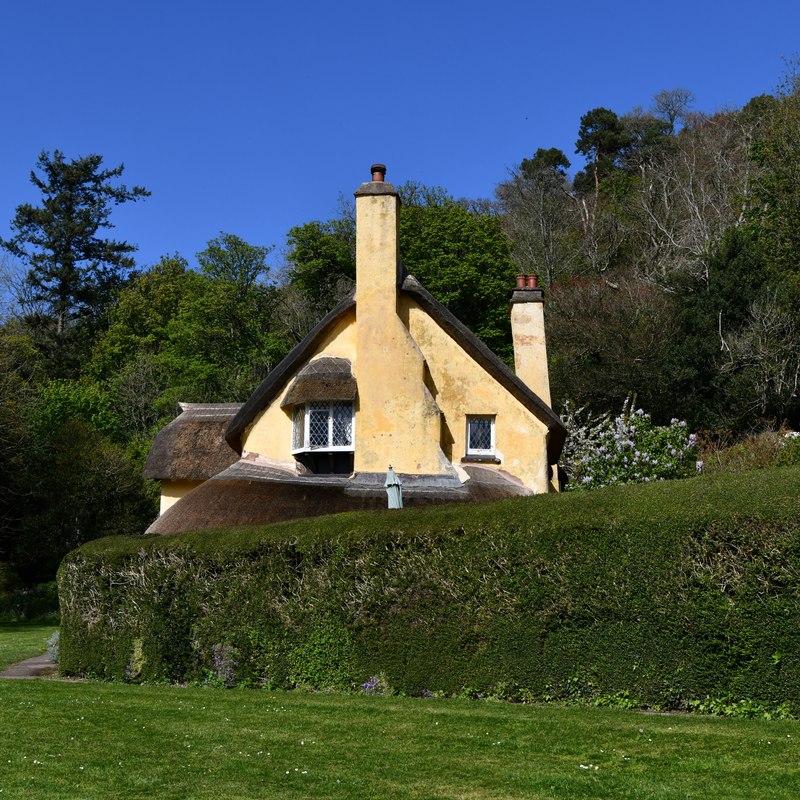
[698,428,800,474]
[565,398,697,490]
[47,631,60,664]
[0,581,59,622]
[58,467,800,714]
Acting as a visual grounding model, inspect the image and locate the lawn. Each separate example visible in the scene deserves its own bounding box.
[0,680,796,799]
[0,623,56,672]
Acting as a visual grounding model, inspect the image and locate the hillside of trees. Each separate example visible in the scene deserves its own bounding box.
[2,73,799,585]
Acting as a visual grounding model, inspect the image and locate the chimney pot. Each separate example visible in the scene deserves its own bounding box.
[527,274,538,289]
[516,274,527,289]
[371,163,387,182]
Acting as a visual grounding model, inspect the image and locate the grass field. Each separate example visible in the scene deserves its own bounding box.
[0,679,797,799]
[0,623,56,672]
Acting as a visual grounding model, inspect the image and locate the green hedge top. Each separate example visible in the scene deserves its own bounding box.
[72,466,800,563]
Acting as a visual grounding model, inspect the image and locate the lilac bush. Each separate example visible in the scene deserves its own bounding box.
[565,398,697,491]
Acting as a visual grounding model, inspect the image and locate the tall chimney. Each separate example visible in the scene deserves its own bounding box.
[354,163,399,304]
[352,164,443,475]
[509,277,552,407]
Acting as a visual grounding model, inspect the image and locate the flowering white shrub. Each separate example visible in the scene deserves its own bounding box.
[564,398,697,491]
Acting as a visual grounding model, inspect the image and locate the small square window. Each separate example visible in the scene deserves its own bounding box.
[466,416,495,456]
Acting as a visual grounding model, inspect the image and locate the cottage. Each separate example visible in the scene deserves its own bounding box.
[143,165,566,534]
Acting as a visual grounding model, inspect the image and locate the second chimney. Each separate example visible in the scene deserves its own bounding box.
[509,277,552,407]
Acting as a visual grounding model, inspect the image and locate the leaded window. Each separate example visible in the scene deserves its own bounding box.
[292,401,354,452]
[466,415,495,456]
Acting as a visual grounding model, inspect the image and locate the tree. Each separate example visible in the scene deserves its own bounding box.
[91,253,290,421]
[0,150,149,364]
[283,218,356,315]
[196,231,273,294]
[397,182,517,360]
[652,87,695,134]
[495,148,581,286]
[574,107,631,194]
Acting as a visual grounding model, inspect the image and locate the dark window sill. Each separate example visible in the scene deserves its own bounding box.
[461,454,501,464]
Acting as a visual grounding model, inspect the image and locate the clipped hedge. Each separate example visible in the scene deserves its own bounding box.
[59,466,800,711]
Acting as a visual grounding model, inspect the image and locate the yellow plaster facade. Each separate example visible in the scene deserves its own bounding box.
[232,168,561,493]
[242,310,358,459]
[352,189,443,475]
[159,480,203,515]
[404,298,551,492]
[511,299,552,407]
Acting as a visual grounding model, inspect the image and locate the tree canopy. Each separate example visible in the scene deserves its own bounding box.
[0,150,149,375]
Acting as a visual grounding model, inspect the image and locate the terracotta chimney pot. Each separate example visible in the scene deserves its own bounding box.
[526,274,538,289]
[371,163,387,182]
[516,274,527,289]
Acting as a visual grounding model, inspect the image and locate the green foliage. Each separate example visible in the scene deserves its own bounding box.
[698,429,800,474]
[91,254,289,413]
[284,218,356,313]
[547,277,685,423]
[398,183,516,360]
[0,581,59,622]
[14,420,152,583]
[573,107,631,193]
[196,231,272,289]
[59,466,800,716]
[29,379,119,440]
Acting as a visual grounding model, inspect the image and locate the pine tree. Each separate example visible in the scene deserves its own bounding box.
[1,150,150,352]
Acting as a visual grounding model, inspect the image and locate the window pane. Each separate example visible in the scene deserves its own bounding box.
[309,402,329,447]
[292,405,305,450]
[331,402,352,446]
[468,417,492,451]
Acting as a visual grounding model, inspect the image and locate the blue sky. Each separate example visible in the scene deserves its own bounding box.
[1,0,798,279]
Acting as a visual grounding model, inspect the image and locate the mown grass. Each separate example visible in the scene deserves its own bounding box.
[0,680,797,799]
[0,624,56,672]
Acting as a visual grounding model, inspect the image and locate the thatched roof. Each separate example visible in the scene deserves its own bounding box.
[280,356,356,407]
[143,403,242,481]
[145,462,529,535]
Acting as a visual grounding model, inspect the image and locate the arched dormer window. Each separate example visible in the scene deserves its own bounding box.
[282,357,357,475]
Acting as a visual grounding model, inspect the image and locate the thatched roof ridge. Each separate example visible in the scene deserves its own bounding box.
[143,403,242,481]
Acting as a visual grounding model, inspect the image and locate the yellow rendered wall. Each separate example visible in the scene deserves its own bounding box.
[160,480,203,515]
[241,309,358,460]
[404,297,552,493]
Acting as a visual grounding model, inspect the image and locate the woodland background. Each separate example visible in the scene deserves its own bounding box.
[2,75,799,585]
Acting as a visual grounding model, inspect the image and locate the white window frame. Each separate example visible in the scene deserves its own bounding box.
[292,401,355,454]
[466,415,496,457]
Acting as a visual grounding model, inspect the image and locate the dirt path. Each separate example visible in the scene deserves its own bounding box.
[0,652,57,679]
